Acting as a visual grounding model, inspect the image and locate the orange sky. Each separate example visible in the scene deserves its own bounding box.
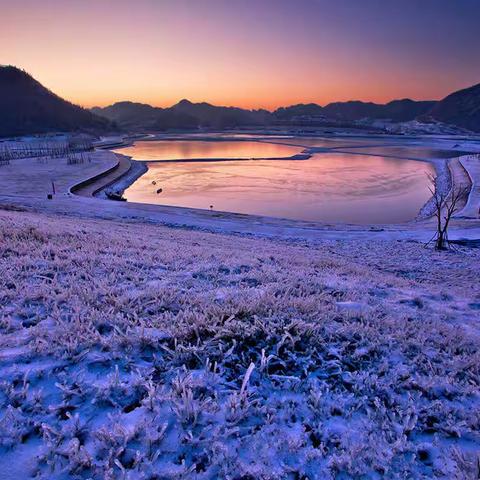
[2,0,479,110]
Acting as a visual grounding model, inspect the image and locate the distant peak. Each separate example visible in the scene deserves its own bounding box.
[0,64,22,71]
[0,65,31,80]
[177,99,193,106]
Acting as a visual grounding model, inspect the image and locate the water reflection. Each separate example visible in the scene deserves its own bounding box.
[124,149,435,224]
[336,145,468,159]
[114,140,302,161]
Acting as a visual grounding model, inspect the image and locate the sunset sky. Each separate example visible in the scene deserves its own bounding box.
[2,0,480,110]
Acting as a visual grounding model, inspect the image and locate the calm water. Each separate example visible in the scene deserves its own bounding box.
[123,140,436,224]
[115,140,302,160]
[271,138,469,159]
[335,145,469,160]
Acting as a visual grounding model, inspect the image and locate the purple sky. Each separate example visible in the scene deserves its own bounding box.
[2,0,479,108]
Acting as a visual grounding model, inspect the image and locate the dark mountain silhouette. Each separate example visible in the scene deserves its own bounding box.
[92,82,479,132]
[267,103,324,120]
[425,83,480,132]
[321,101,380,121]
[0,65,114,137]
[167,99,271,129]
[3,65,477,135]
[381,99,436,122]
[273,99,435,123]
[95,97,436,130]
[92,99,271,131]
[91,101,161,130]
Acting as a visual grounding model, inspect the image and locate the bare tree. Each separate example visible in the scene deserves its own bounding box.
[427,173,469,250]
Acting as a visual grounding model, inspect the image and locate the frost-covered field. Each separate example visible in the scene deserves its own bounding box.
[0,210,479,479]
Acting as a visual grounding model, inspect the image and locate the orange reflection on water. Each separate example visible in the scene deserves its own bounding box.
[114,141,302,161]
[124,149,435,224]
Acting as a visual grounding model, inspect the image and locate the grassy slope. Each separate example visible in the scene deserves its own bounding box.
[0,210,479,479]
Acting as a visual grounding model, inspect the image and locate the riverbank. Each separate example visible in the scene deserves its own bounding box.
[0,136,479,242]
[102,136,478,223]
[89,140,479,228]
[94,157,147,199]
[458,155,480,218]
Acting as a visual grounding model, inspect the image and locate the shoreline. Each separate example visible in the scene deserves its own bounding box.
[1,136,478,242]
[94,156,147,199]
[416,158,452,220]
[91,140,473,224]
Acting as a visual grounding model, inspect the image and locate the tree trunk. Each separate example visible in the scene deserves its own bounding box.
[436,231,446,250]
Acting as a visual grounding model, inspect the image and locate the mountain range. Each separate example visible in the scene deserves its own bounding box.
[423,82,480,133]
[274,98,437,123]
[91,88,480,133]
[91,99,271,131]
[1,65,479,137]
[91,98,439,131]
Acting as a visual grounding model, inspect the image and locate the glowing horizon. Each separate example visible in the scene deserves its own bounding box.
[2,0,480,110]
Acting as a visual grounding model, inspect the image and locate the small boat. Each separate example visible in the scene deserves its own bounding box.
[156,188,163,194]
[105,190,127,201]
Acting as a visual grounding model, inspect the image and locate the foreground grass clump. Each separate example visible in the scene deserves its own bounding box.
[0,210,479,479]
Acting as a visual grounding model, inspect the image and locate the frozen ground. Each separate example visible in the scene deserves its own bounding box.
[0,150,117,199]
[459,155,480,218]
[0,210,479,479]
[0,135,479,478]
